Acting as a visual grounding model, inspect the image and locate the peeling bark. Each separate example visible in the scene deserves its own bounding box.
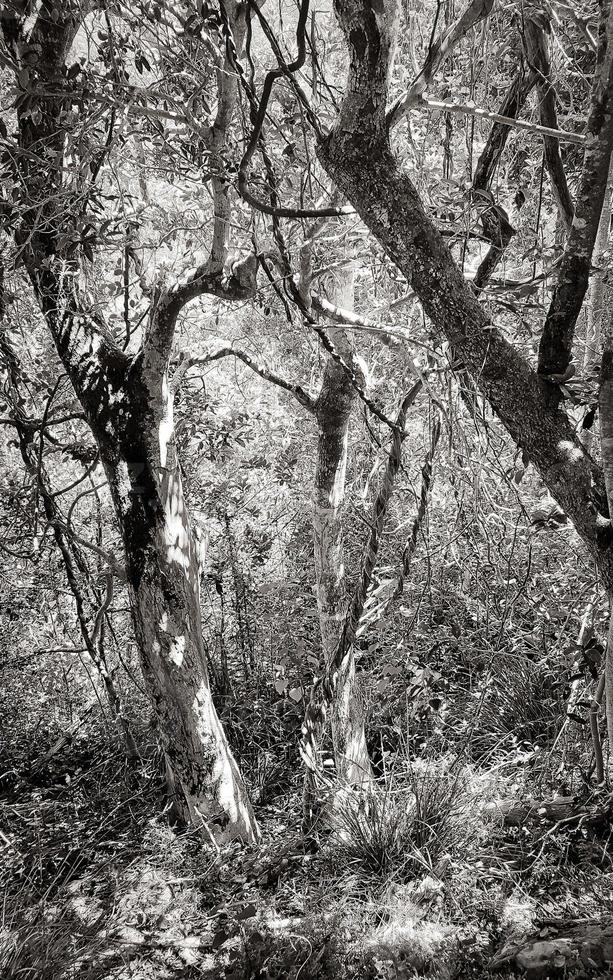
[303,383,421,824]
[101,357,258,841]
[1,0,259,840]
[312,267,372,787]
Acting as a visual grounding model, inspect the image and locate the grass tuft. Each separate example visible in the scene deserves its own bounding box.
[331,763,468,883]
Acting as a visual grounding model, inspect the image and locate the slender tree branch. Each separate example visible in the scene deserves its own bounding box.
[410,95,586,145]
[521,11,574,231]
[472,63,536,289]
[538,9,613,386]
[219,0,348,219]
[301,383,422,803]
[266,248,402,430]
[553,1,598,53]
[387,417,442,606]
[387,0,496,130]
[310,292,426,378]
[185,349,316,411]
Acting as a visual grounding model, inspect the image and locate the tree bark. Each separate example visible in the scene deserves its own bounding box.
[599,325,613,756]
[312,266,372,786]
[97,354,259,841]
[315,0,613,764]
[521,11,574,232]
[317,0,613,580]
[0,0,259,842]
[302,383,421,825]
[586,159,613,371]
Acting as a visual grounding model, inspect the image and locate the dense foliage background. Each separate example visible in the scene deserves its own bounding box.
[2,1,613,977]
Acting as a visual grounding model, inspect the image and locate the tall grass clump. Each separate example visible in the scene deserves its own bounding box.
[331,762,468,882]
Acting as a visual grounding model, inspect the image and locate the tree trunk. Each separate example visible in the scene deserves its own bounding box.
[522,13,574,232]
[599,330,613,757]
[585,159,613,381]
[1,0,258,841]
[302,383,420,823]
[317,0,613,762]
[312,266,372,786]
[101,358,259,843]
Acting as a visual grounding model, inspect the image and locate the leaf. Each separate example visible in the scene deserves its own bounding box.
[274,678,288,695]
[235,902,257,920]
[288,686,303,702]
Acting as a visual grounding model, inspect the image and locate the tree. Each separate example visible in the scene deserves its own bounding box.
[304,0,613,758]
[0,0,258,841]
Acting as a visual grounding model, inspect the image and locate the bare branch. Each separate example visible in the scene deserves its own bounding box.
[387,0,496,130]
[472,64,536,289]
[411,95,585,145]
[310,291,441,408]
[521,11,574,231]
[142,0,306,373]
[219,0,349,219]
[185,349,316,412]
[263,250,402,430]
[539,8,613,385]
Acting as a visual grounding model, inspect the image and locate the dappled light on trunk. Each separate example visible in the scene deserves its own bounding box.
[5,0,613,975]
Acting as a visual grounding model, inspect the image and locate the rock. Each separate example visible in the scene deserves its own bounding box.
[515,939,576,978]
[579,924,613,968]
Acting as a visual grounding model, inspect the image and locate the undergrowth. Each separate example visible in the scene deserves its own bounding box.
[2,643,611,980]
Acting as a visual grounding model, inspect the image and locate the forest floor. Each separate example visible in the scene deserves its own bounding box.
[2,718,613,980]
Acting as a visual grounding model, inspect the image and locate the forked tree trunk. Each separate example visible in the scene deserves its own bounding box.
[312,267,372,786]
[302,383,421,823]
[316,0,613,762]
[101,360,259,843]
